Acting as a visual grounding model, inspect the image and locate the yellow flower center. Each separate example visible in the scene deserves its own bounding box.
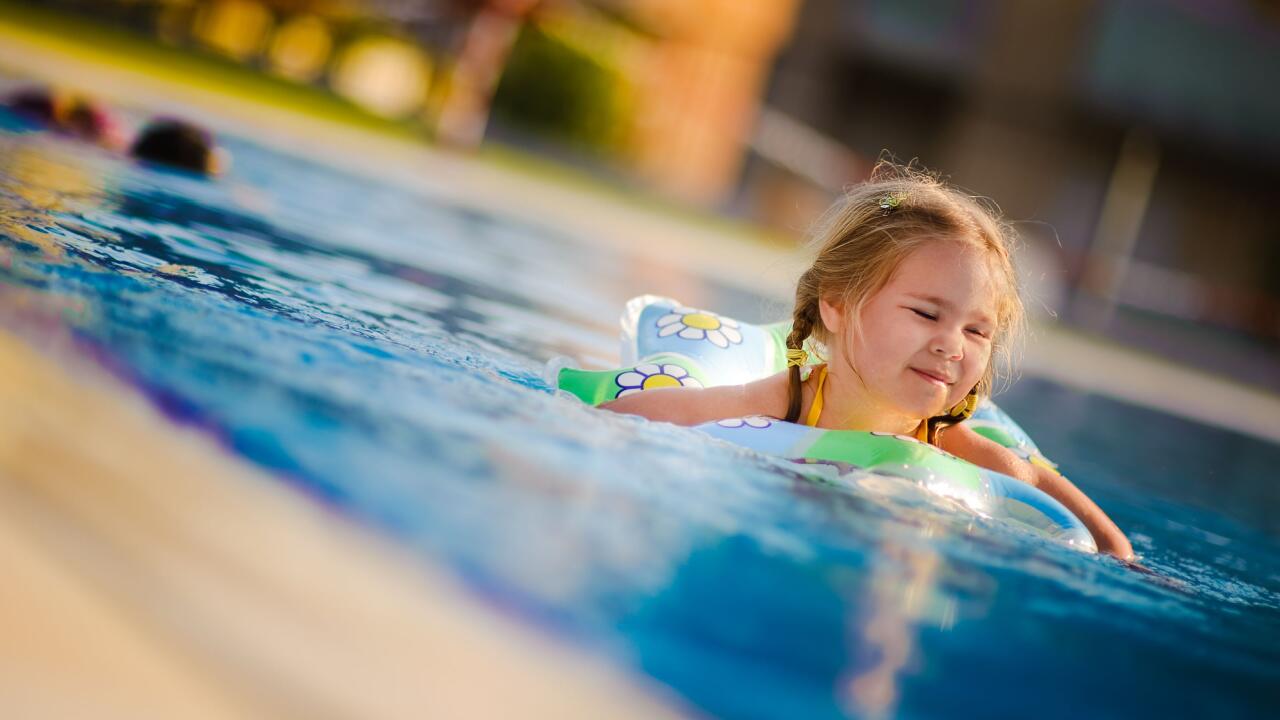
[642,374,681,390]
[681,312,721,331]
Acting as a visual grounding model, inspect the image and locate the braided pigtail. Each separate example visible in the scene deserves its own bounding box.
[782,292,820,423]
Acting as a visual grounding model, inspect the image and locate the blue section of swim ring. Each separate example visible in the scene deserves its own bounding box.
[984,470,1094,547]
[696,416,821,457]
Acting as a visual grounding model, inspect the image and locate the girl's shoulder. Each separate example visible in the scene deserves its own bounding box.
[737,365,819,421]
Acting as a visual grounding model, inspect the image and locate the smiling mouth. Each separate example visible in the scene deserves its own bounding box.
[910,368,952,388]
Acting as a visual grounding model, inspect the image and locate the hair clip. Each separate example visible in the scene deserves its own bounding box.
[878,193,904,214]
[785,348,809,367]
[948,388,979,420]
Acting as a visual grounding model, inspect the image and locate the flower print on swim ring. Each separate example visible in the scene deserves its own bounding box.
[614,363,703,398]
[656,306,743,348]
[716,416,774,429]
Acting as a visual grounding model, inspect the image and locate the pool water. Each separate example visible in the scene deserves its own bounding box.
[2,110,1277,718]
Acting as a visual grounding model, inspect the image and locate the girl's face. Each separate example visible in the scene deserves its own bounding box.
[823,239,998,422]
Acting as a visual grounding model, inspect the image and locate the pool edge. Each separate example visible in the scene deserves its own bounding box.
[0,325,688,720]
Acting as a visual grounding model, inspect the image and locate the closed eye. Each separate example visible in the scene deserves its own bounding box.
[966,327,991,339]
[909,308,936,321]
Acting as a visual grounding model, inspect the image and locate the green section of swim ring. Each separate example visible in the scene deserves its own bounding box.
[761,321,792,373]
[804,431,985,494]
[557,353,709,405]
[970,425,1019,448]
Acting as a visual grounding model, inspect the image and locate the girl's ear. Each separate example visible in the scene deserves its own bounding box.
[818,297,845,335]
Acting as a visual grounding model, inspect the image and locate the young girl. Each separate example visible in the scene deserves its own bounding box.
[604,164,1133,560]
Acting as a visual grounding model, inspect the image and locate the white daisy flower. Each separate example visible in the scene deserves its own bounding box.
[655,306,743,348]
[716,416,774,429]
[614,363,703,398]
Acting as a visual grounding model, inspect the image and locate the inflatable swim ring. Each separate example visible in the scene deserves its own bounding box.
[554,295,1096,552]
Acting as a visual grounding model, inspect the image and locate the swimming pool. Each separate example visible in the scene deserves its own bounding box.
[1,109,1277,718]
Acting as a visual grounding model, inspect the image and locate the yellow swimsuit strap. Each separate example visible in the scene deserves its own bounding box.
[804,365,828,427]
[804,364,933,443]
[915,419,930,443]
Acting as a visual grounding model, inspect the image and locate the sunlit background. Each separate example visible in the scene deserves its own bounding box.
[20,0,1277,382]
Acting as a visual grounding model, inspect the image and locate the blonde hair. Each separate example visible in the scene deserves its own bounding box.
[783,161,1025,438]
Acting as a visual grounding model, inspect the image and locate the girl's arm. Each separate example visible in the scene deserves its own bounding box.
[939,424,1134,560]
[1029,464,1134,560]
[601,371,789,426]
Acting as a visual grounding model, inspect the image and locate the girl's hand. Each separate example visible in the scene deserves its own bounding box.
[1120,559,1190,592]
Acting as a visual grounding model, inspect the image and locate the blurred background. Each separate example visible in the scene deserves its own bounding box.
[10,0,1275,388]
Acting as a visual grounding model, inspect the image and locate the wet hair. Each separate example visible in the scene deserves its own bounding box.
[129,119,217,175]
[783,161,1025,440]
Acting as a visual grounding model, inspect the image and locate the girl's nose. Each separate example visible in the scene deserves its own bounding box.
[931,333,963,359]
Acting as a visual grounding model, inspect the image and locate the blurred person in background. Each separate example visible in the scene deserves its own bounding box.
[129,117,227,176]
[4,85,124,149]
